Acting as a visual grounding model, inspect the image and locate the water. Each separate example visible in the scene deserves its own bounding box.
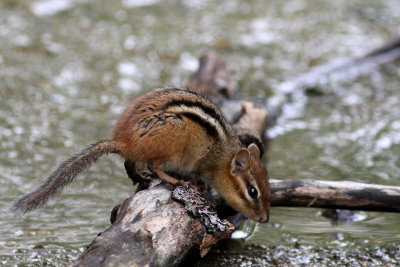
[1,0,399,265]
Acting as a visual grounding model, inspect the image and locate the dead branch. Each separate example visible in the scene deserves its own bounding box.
[270,179,400,212]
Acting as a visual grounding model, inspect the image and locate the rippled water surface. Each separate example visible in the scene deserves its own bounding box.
[1,0,399,265]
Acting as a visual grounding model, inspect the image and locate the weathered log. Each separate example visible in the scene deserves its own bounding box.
[75,182,234,267]
[270,179,400,212]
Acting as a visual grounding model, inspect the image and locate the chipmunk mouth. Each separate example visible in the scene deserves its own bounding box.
[256,215,269,223]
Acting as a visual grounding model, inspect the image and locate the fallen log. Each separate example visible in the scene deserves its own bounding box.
[270,179,400,212]
[75,182,234,267]
[76,49,400,266]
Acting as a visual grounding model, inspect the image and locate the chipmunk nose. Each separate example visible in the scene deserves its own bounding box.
[257,215,269,223]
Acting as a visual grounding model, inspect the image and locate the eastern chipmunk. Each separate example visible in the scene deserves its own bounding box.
[13,88,270,223]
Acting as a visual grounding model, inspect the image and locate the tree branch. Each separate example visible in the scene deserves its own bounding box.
[270,179,400,212]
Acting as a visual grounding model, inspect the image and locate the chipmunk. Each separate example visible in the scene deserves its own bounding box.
[13,88,270,223]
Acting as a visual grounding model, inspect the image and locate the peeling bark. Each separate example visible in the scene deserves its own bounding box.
[76,183,212,266]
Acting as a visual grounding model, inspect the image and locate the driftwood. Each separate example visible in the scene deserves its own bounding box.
[76,182,234,266]
[76,43,400,266]
[270,179,400,212]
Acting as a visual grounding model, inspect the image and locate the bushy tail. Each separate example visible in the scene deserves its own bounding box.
[13,139,122,214]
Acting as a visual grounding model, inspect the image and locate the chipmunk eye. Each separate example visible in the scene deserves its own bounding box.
[247,185,258,199]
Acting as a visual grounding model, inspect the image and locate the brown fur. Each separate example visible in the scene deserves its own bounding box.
[212,144,270,222]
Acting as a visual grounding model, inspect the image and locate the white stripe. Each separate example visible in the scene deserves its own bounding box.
[167,106,226,140]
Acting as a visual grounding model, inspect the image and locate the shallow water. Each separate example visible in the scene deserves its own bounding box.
[1,0,399,265]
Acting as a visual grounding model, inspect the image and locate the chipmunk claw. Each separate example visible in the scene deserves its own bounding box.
[178,180,193,188]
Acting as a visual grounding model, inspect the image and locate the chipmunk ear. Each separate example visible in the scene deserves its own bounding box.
[231,148,250,174]
[248,143,260,158]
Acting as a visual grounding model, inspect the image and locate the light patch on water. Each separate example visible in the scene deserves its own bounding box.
[33,154,45,162]
[51,94,67,104]
[283,0,306,14]
[351,212,368,222]
[41,33,64,54]
[118,62,139,77]
[0,127,13,138]
[375,136,392,151]
[118,78,140,93]
[268,120,309,138]
[392,120,400,130]
[31,0,73,17]
[64,139,74,147]
[343,93,363,105]
[241,18,278,47]
[110,106,126,115]
[53,64,87,90]
[182,0,210,9]
[231,230,248,239]
[11,35,32,47]
[8,151,18,159]
[13,126,25,135]
[179,53,198,72]
[123,36,136,50]
[54,68,76,87]
[268,92,311,138]
[122,0,160,8]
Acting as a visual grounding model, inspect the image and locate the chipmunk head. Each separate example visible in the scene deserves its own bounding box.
[217,143,270,223]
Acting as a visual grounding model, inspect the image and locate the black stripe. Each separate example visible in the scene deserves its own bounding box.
[230,174,248,204]
[138,114,182,138]
[180,112,219,139]
[163,99,228,135]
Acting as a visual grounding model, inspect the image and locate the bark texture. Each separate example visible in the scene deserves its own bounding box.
[76,182,234,267]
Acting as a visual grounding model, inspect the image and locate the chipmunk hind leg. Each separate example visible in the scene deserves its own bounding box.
[148,164,190,187]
